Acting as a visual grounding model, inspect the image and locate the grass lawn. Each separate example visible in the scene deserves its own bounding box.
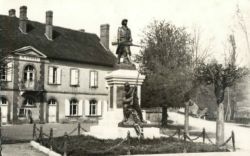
[42,135,228,156]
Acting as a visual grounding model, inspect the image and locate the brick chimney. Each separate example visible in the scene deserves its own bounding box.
[45,10,53,40]
[19,6,27,33]
[9,9,16,17]
[100,24,110,50]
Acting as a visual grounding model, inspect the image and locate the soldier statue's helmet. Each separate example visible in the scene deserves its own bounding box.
[124,82,130,87]
[121,19,128,25]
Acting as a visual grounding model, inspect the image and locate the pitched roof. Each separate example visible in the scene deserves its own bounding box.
[0,15,116,67]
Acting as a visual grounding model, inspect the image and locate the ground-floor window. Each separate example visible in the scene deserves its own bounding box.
[23,97,35,107]
[70,99,78,116]
[89,99,97,116]
[18,108,26,117]
[0,97,7,105]
[48,99,57,105]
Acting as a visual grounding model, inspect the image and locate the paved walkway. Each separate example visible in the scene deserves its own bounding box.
[2,143,46,156]
[2,122,93,141]
[1,123,93,155]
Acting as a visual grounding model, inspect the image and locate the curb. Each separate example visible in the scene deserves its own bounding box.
[30,141,61,156]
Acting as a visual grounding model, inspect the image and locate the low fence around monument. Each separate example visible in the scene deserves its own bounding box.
[31,123,236,156]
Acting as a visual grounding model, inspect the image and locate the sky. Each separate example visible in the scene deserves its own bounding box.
[1,0,250,66]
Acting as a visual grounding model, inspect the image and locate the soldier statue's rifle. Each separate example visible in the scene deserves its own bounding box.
[130,70,140,106]
[112,41,142,47]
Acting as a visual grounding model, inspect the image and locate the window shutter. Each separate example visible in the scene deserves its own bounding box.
[48,67,53,84]
[70,69,75,85]
[84,100,90,116]
[90,71,94,87]
[78,100,83,116]
[65,99,70,116]
[95,71,98,87]
[97,100,102,116]
[56,68,61,84]
[7,62,12,81]
[76,69,79,85]
[71,69,79,85]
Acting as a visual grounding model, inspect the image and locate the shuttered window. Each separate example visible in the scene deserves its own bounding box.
[90,71,98,88]
[70,69,79,86]
[48,66,61,84]
[70,99,78,116]
[89,99,97,115]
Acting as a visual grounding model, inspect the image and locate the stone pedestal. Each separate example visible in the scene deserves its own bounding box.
[86,67,162,139]
[105,68,145,110]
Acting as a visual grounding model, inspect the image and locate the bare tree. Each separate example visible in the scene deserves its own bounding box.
[236,4,250,55]
[191,26,213,67]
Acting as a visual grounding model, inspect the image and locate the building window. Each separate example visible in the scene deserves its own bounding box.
[70,99,78,116]
[89,99,97,115]
[23,97,35,106]
[0,65,7,81]
[0,63,12,82]
[24,65,35,81]
[0,97,7,105]
[48,99,57,105]
[48,67,61,84]
[90,71,98,88]
[70,69,79,86]
[19,108,26,117]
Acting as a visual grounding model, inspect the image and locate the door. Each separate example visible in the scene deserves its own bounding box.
[1,105,8,124]
[0,97,8,124]
[48,99,57,123]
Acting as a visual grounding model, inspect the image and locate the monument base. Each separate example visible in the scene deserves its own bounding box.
[85,109,162,139]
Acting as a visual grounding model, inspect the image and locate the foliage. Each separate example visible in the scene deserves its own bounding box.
[136,20,194,108]
[42,135,227,156]
[0,48,10,86]
[195,62,248,104]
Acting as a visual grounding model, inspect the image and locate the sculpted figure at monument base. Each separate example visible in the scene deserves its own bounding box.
[119,82,147,127]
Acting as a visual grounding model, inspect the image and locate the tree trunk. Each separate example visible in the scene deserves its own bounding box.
[161,106,168,127]
[216,103,224,146]
[225,88,231,121]
[184,101,189,136]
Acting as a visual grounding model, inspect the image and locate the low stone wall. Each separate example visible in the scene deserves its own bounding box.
[144,107,162,124]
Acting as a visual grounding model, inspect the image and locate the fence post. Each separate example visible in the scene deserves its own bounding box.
[127,131,131,155]
[232,131,235,151]
[183,131,187,153]
[33,123,36,140]
[202,128,205,144]
[0,107,2,156]
[183,132,186,142]
[78,123,81,136]
[0,127,2,156]
[49,128,53,150]
[63,132,68,156]
[39,126,43,145]
[178,128,181,140]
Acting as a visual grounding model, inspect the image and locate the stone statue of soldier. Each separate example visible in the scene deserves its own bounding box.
[116,19,132,64]
[122,82,145,123]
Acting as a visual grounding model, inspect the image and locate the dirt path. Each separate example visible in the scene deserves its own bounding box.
[169,112,250,152]
[2,143,46,156]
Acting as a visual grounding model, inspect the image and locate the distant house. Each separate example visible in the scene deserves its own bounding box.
[0,6,116,124]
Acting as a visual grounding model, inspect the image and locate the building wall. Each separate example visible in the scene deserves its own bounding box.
[1,55,113,124]
[44,59,110,93]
